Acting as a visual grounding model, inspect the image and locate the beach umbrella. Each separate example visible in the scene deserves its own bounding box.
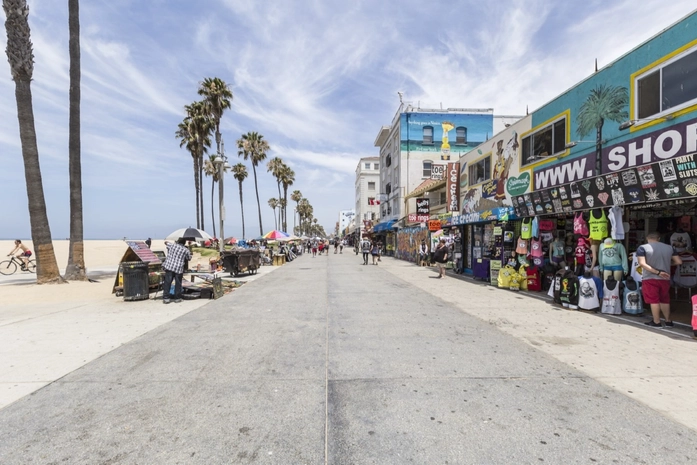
[224,236,238,245]
[166,227,213,241]
[263,230,290,240]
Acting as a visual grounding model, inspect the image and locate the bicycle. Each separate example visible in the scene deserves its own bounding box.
[0,255,37,275]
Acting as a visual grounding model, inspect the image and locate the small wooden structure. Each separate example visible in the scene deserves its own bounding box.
[112,241,163,296]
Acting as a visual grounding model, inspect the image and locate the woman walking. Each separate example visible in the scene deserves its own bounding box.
[371,240,380,265]
[433,239,449,278]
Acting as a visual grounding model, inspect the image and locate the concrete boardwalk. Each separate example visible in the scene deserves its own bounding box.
[1,252,697,464]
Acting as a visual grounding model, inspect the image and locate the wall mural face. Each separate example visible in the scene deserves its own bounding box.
[457,118,532,224]
[396,227,430,263]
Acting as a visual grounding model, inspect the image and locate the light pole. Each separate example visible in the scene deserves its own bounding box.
[214,141,230,253]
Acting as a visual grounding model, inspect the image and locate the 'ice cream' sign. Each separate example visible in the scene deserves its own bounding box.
[446,162,460,212]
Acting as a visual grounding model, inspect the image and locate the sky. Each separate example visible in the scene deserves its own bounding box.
[1,0,696,240]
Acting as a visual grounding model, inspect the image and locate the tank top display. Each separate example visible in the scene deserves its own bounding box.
[609,206,625,240]
[531,217,539,238]
[573,212,589,236]
[551,240,565,258]
[622,278,643,315]
[589,209,608,241]
[530,237,544,258]
[516,238,528,255]
[578,276,600,311]
[520,218,533,239]
[526,266,542,292]
[601,279,622,315]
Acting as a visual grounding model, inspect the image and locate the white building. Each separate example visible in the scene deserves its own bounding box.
[338,210,355,237]
[352,157,380,238]
[373,104,498,228]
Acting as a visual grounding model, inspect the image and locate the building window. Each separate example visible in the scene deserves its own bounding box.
[521,118,566,166]
[439,191,447,205]
[637,46,697,119]
[386,183,392,195]
[368,182,375,190]
[423,160,432,178]
[374,163,380,170]
[423,126,434,144]
[468,156,491,185]
[364,162,371,169]
[456,127,467,145]
[371,212,376,220]
[386,154,392,167]
[368,197,376,205]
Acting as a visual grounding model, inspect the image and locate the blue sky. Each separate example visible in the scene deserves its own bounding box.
[1,0,695,240]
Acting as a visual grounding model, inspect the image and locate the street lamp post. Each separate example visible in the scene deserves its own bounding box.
[214,141,229,254]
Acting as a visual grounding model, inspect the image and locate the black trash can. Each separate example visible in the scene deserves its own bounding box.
[121,261,150,301]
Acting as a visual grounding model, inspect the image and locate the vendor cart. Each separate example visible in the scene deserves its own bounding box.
[221,249,261,277]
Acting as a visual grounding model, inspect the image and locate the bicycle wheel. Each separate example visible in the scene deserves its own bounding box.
[25,259,37,273]
[0,259,17,275]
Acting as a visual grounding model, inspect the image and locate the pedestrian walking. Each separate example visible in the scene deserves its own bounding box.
[635,232,682,327]
[360,237,371,265]
[371,241,380,265]
[334,240,339,254]
[339,239,344,254]
[377,241,382,262]
[433,238,449,278]
[312,240,318,257]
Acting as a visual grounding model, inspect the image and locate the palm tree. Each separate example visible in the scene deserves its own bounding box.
[3,0,62,283]
[279,166,295,232]
[176,101,212,229]
[291,189,302,232]
[198,77,232,160]
[65,0,86,281]
[237,132,269,236]
[266,156,284,218]
[231,163,248,240]
[268,198,279,230]
[203,154,226,238]
[576,84,628,175]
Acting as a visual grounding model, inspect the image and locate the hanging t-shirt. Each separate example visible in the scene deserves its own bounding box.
[623,278,643,315]
[520,218,533,240]
[516,238,528,255]
[670,232,692,253]
[601,279,622,315]
[559,273,579,308]
[551,240,565,258]
[530,238,544,258]
[578,276,600,311]
[674,253,697,288]
[574,212,589,236]
[532,217,539,238]
[526,266,542,291]
[609,206,625,240]
[575,243,589,265]
[589,209,608,241]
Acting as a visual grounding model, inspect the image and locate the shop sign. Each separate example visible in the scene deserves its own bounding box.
[506,172,530,196]
[408,213,430,223]
[481,179,497,198]
[416,197,430,215]
[428,220,442,231]
[604,118,697,173]
[430,164,445,180]
[446,162,460,212]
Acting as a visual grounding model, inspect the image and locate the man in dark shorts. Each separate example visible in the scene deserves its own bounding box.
[8,240,32,269]
[635,232,682,327]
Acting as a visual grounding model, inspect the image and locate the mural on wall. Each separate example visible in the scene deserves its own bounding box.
[396,227,430,263]
[459,127,529,220]
[400,112,493,157]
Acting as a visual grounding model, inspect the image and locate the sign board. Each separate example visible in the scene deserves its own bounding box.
[212,277,224,299]
[446,162,460,212]
[409,213,430,223]
[430,164,445,180]
[428,220,442,231]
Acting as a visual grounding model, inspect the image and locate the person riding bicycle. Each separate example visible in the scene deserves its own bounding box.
[8,239,32,269]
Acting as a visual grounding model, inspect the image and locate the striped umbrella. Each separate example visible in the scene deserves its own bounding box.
[262,230,290,240]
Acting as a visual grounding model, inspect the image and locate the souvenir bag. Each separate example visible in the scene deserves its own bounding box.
[518,265,528,291]
[509,271,521,291]
[498,266,513,288]
[573,212,589,236]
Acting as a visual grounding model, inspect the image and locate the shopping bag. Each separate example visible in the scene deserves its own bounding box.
[691,295,697,330]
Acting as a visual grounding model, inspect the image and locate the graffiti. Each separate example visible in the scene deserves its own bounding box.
[396,227,429,263]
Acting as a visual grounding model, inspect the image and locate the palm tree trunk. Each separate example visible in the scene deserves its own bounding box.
[273,208,278,230]
[193,156,200,229]
[252,164,263,235]
[65,0,86,281]
[595,121,604,175]
[282,185,289,232]
[210,177,216,238]
[13,80,62,283]
[238,181,245,240]
[199,153,205,231]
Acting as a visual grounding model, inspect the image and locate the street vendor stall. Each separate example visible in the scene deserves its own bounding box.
[112,241,163,300]
[221,249,261,276]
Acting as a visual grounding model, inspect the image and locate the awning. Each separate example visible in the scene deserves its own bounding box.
[404,179,446,200]
[373,219,397,232]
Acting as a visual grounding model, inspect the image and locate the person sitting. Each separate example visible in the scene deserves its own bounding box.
[8,240,32,269]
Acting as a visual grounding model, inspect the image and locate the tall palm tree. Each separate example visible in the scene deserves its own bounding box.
[576,84,628,175]
[198,77,232,161]
[279,166,295,232]
[231,163,248,240]
[3,0,62,283]
[65,0,86,281]
[203,154,226,238]
[268,198,279,230]
[278,198,287,231]
[176,101,212,229]
[266,156,284,219]
[291,189,302,232]
[237,132,269,236]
